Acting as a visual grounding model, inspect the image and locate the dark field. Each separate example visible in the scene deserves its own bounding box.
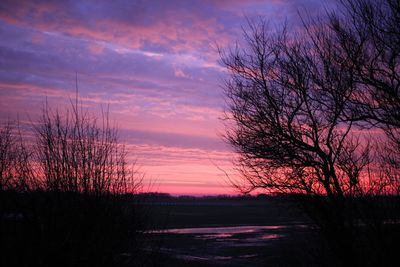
[143,195,308,229]
[2,193,399,266]
[139,195,327,267]
[139,195,400,266]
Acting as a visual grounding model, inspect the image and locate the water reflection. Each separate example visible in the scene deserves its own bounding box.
[261,234,281,240]
[158,225,284,234]
[148,225,294,265]
[195,233,233,240]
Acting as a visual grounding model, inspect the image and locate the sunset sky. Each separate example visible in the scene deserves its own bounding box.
[0,0,334,195]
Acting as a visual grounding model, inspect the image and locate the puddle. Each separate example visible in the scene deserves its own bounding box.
[155,225,285,234]
[148,224,307,266]
[195,233,234,240]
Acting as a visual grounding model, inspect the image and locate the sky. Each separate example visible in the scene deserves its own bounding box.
[0,0,334,195]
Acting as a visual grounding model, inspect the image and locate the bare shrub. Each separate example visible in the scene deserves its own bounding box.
[0,120,35,191]
[33,101,141,195]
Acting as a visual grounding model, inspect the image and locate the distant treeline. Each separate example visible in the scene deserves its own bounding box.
[133,192,273,201]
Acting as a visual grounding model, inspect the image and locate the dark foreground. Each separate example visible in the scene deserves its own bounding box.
[145,224,325,267]
[2,192,399,266]
[140,194,400,267]
[1,191,147,267]
[140,195,329,267]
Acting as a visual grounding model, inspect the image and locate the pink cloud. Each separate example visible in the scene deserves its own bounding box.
[87,42,105,55]
[0,1,233,56]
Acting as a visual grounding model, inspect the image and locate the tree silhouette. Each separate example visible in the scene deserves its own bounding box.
[0,99,145,267]
[221,19,371,199]
[34,101,140,195]
[0,120,35,191]
[330,0,400,196]
[330,0,400,128]
[221,1,399,265]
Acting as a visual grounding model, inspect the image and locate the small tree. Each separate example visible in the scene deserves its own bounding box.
[1,97,145,266]
[34,101,140,195]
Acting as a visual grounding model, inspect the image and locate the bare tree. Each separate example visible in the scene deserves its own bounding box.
[221,19,372,200]
[0,120,35,191]
[330,0,400,128]
[220,14,399,265]
[328,0,400,201]
[1,96,145,266]
[0,121,17,191]
[34,101,141,195]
